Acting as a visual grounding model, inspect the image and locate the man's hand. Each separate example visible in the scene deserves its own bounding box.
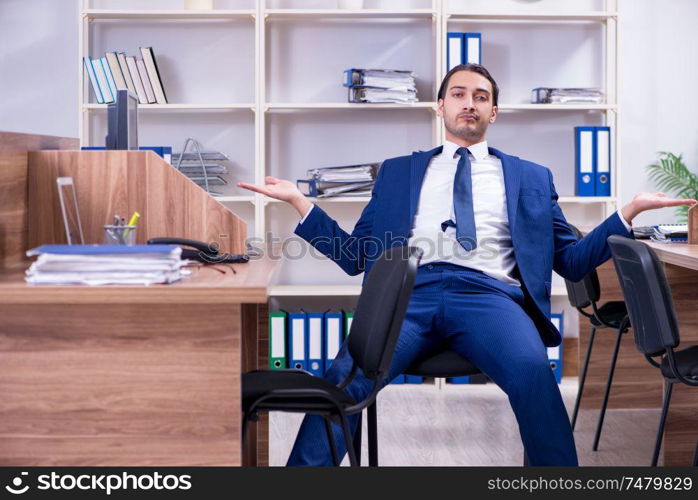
[237,176,313,218]
[620,192,698,223]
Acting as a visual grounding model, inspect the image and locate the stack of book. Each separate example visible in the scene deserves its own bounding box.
[171,150,233,193]
[343,69,418,104]
[83,48,167,105]
[296,162,380,198]
[531,87,604,104]
[25,245,188,286]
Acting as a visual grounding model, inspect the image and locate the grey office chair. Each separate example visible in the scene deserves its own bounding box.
[607,235,698,466]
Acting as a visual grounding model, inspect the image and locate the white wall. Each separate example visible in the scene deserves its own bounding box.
[0,0,79,137]
[618,0,698,225]
[2,0,697,221]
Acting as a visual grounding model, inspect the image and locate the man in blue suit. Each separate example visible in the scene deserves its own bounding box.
[238,64,694,466]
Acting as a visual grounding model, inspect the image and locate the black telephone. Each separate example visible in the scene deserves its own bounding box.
[147,237,249,264]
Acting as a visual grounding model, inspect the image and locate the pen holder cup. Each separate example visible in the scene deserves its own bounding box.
[104,225,137,245]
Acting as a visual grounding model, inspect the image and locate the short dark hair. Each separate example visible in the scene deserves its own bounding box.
[437,63,499,107]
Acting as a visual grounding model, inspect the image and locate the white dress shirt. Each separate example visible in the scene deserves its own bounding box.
[299,140,631,286]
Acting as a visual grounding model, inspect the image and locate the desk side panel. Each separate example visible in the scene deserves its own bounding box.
[26,151,246,254]
[0,132,78,268]
[0,303,242,466]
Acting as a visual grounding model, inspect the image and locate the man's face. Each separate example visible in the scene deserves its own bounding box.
[438,70,497,143]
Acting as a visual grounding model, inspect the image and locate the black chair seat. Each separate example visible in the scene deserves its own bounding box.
[660,345,698,380]
[243,371,356,410]
[590,300,628,328]
[404,350,481,378]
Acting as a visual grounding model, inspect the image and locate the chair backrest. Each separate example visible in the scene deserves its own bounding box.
[347,245,422,380]
[563,224,602,307]
[607,235,680,356]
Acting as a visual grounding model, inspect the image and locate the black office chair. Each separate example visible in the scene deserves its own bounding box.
[360,349,483,466]
[564,225,630,452]
[241,245,422,466]
[607,235,698,466]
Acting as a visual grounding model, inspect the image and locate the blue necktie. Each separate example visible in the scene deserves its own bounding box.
[441,147,477,251]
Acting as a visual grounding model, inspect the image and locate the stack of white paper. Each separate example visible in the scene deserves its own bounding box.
[25,245,189,286]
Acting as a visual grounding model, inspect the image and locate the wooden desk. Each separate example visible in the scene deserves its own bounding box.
[0,132,274,465]
[0,258,276,466]
[578,241,698,466]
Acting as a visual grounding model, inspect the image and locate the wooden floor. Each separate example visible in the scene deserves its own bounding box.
[269,377,663,466]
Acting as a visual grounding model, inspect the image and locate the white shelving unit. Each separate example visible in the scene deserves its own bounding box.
[78,0,619,301]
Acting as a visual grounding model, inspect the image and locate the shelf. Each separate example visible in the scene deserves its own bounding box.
[267,196,613,205]
[82,9,256,20]
[265,196,371,204]
[557,196,617,204]
[83,103,255,111]
[214,195,255,203]
[446,11,618,22]
[270,284,568,297]
[264,9,436,19]
[266,102,436,111]
[270,285,362,296]
[498,104,617,111]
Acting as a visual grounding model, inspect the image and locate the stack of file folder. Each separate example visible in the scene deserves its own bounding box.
[25,245,188,286]
[297,162,380,198]
[344,69,418,104]
[650,224,688,243]
[531,87,604,104]
[171,150,233,192]
[268,310,421,384]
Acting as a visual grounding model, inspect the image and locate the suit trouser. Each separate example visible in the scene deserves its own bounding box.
[286,262,579,466]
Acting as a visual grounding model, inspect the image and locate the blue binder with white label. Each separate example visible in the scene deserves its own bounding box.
[548,313,564,383]
[575,126,596,196]
[288,311,308,371]
[323,312,343,374]
[594,126,611,196]
[463,33,482,64]
[446,32,464,71]
[307,312,324,376]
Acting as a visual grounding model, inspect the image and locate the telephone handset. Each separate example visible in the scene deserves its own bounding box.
[147,237,249,264]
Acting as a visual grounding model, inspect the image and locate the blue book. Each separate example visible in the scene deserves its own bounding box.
[26,244,178,257]
[100,56,118,99]
[403,375,423,384]
[83,57,104,104]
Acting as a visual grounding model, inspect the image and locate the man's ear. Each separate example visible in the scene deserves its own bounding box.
[489,105,498,124]
[437,98,444,118]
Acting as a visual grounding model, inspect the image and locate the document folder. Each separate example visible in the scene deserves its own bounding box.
[288,311,308,371]
[548,313,564,383]
[269,311,287,370]
[575,126,596,196]
[307,312,324,376]
[324,312,344,374]
[594,126,611,196]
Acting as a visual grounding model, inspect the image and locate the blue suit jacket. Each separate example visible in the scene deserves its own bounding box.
[295,146,633,347]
